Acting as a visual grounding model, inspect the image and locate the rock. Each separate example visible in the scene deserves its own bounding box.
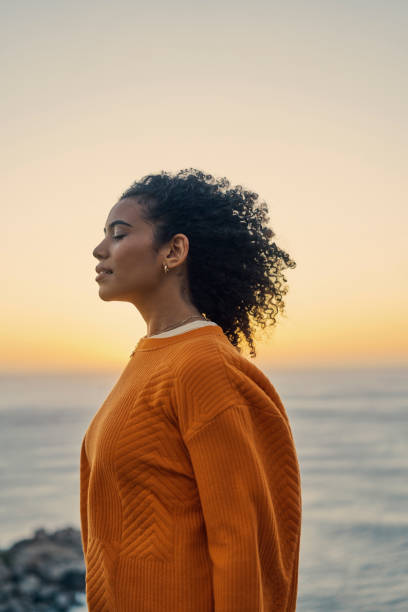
[0,526,85,611]
[16,574,41,597]
[10,541,81,573]
[33,529,48,542]
[0,581,16,601]
[0,599,27,612]
[59,566,86,591]
[51,528,83,554]
[35,583,59,602]
[36,558,85,584]
[54,592,75,609]
[0,559,11,582]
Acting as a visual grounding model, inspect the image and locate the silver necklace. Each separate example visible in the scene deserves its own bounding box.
[143,314,208,339]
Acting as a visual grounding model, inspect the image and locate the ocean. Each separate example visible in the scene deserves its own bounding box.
[0,365,407,611]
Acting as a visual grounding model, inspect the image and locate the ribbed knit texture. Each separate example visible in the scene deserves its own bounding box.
[80,324,302,611]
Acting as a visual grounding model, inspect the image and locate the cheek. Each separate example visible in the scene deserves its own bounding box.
[115,243,153,273]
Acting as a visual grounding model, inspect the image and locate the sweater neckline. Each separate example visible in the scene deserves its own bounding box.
[133,324,225,352]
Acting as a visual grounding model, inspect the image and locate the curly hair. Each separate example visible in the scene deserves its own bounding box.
[120,168,296,359]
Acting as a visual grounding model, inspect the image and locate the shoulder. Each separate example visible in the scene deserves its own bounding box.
[171,332,274,388]
[168,332,279,399]
[169,334,238,396]
[167,334,287,438]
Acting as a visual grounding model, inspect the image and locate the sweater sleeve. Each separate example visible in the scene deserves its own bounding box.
[183,402,301,612]
[79,435,90,559]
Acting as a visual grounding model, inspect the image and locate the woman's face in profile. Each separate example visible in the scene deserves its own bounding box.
[92,198,161,303]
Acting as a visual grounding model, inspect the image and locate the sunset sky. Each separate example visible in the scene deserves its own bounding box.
[2,0,407,372]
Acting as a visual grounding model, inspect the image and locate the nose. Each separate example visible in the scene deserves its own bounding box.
[92,237,108,260]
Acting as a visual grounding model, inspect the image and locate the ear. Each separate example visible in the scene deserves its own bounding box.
[166,234,190,267]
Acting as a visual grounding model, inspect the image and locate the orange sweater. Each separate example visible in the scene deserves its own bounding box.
[80,325,302,611]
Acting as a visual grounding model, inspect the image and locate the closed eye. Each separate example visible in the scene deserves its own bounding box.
[112,235,126,241]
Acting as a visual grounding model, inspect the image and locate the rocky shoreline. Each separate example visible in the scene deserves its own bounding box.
[0,527,85,612]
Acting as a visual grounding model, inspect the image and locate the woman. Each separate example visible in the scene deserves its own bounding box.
[80,168,302,611]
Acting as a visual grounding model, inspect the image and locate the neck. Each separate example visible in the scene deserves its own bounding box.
[145,313,206,338]
[130,283,205,338]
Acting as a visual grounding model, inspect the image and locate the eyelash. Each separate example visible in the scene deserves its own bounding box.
[112,235,126,241]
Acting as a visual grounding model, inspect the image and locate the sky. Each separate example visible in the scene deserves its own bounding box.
[2,0,407,373]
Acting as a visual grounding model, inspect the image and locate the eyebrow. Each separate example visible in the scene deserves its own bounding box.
[104,220,133,234]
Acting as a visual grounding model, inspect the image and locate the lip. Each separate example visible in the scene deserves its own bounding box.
[95,271,113,282]
[95,264,113,281]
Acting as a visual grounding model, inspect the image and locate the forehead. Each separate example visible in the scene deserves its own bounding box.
[103,198,155,236]
[105,198,145,226]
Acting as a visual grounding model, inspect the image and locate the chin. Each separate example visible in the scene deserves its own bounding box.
[98,288,117,301]
[98,287,130,302]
